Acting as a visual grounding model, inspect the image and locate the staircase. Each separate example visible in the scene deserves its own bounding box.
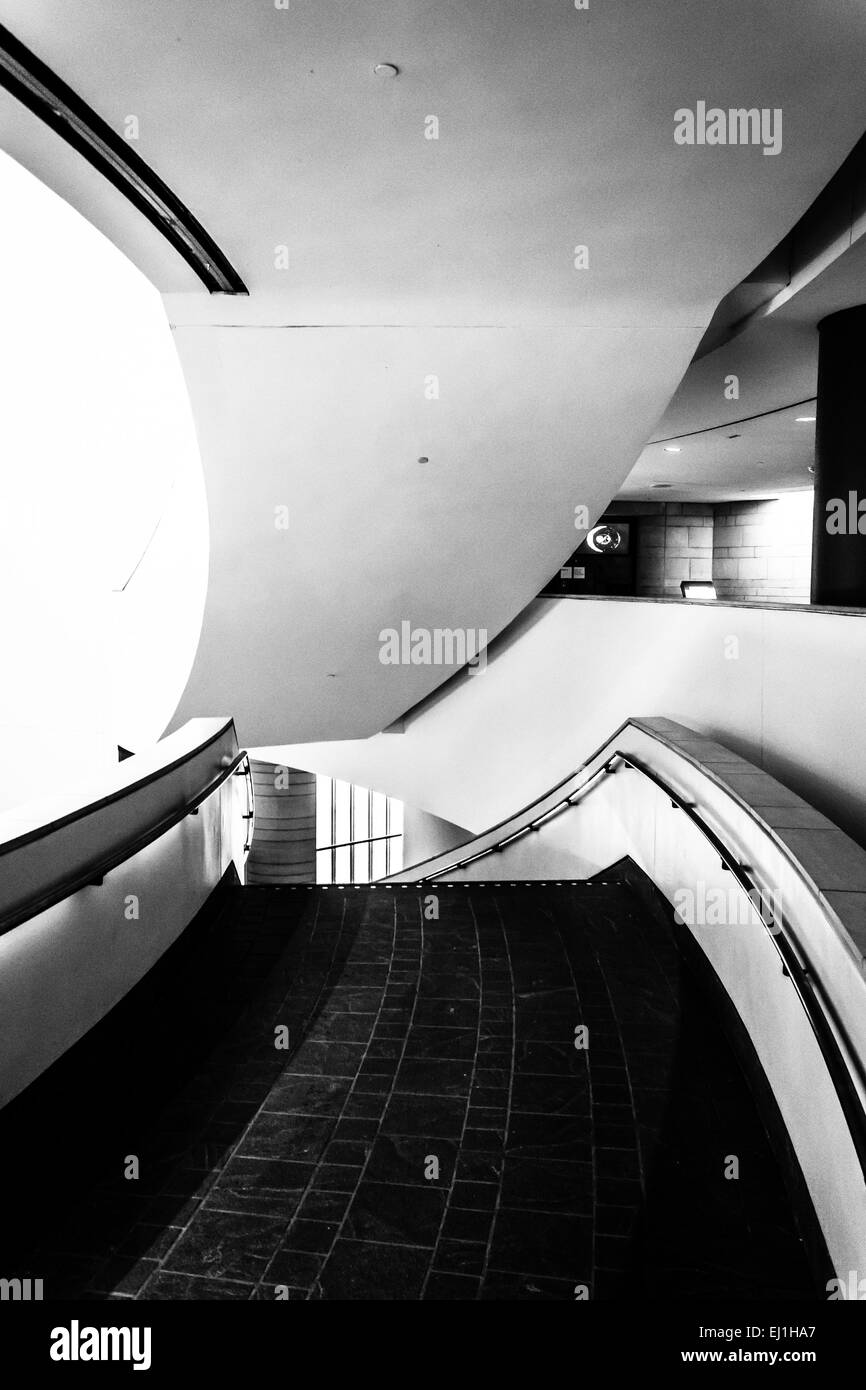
[0,875,818,1299]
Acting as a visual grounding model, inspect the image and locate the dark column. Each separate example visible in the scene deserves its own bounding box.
[811,305,866,606]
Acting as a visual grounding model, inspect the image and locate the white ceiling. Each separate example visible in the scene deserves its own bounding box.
[7,0,864,326]
[5,1,866,740]
[623,164,866,500]
[624,403,817,502]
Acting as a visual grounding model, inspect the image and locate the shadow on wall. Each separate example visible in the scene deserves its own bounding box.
[401,803,471,872]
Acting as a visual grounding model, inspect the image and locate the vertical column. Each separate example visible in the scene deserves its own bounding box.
[811,306,866,606]
[245,761,317,884]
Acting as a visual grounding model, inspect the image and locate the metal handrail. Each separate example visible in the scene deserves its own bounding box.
[0,719,240,858]
[611,750,866,1183]
[0,747,253,939]
[412,744,866,1182]
[236,754,256,853]
[316,832,401,854]
[413,758,613,881]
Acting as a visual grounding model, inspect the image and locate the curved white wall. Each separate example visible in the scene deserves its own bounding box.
[266,597,866,852]
[402,804,469,870]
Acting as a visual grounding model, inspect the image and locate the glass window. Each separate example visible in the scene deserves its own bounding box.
[315,775,402,884]
[371,838,388,881]
[371,791,388,840]
[334,845,351,883]
[334,779,351,846]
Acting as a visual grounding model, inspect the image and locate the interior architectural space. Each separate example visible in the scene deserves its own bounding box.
[4,1,866,1334]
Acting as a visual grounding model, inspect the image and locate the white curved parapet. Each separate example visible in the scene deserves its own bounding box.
[390,717,866,1288]
[270,595,866,855]
[0,718,253,1108]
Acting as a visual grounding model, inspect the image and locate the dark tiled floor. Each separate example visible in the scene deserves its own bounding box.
[0,878,817,1299]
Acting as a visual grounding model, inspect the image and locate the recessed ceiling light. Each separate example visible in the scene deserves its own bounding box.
[795,415,816,423]
[373,63,399,77]
[664,446,681,453]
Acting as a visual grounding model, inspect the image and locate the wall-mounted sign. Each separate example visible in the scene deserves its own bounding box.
[583,522,630,555]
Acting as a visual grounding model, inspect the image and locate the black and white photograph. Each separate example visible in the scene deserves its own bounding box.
[2,0,866,1368]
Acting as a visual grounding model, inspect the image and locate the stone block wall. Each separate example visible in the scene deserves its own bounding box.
[632,496,812,603]
[635,502,714,597]
[712,498,812,603]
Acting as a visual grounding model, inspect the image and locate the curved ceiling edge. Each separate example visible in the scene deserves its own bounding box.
[0,22,247,295]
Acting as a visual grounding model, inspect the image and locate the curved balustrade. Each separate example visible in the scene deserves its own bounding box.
[271,595,866,853]
[0,718,253,934]
[389,716,866,1283]
[0,718,253,1107]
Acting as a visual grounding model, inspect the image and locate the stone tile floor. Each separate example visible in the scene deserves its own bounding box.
[1,879,816,1299]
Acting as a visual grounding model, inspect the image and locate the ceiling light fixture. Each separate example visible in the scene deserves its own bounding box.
[417,456,429,464]
[664,445,681,453]
[373,63,399,77]
[651,483,673,489]
[795,415,816,423]
[727,433,741,439]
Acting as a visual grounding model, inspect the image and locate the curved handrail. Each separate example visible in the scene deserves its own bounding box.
[402,728,866,1185]
[402,746,617,882]
[0,719,238,858]
[239,755,256,853]
[615,751,866,1184]
[0,733,253,939]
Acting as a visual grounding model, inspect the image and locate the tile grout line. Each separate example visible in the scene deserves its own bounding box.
[552,892,594,1294]
[302,887,426,1298]
[592,911,646,1202]
[475,890,518,1298]
[418,885,483,1298]
[135,887,332,1298]
[253,890,391,1299]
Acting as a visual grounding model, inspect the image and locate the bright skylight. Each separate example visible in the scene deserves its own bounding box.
[0,151,208,811]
